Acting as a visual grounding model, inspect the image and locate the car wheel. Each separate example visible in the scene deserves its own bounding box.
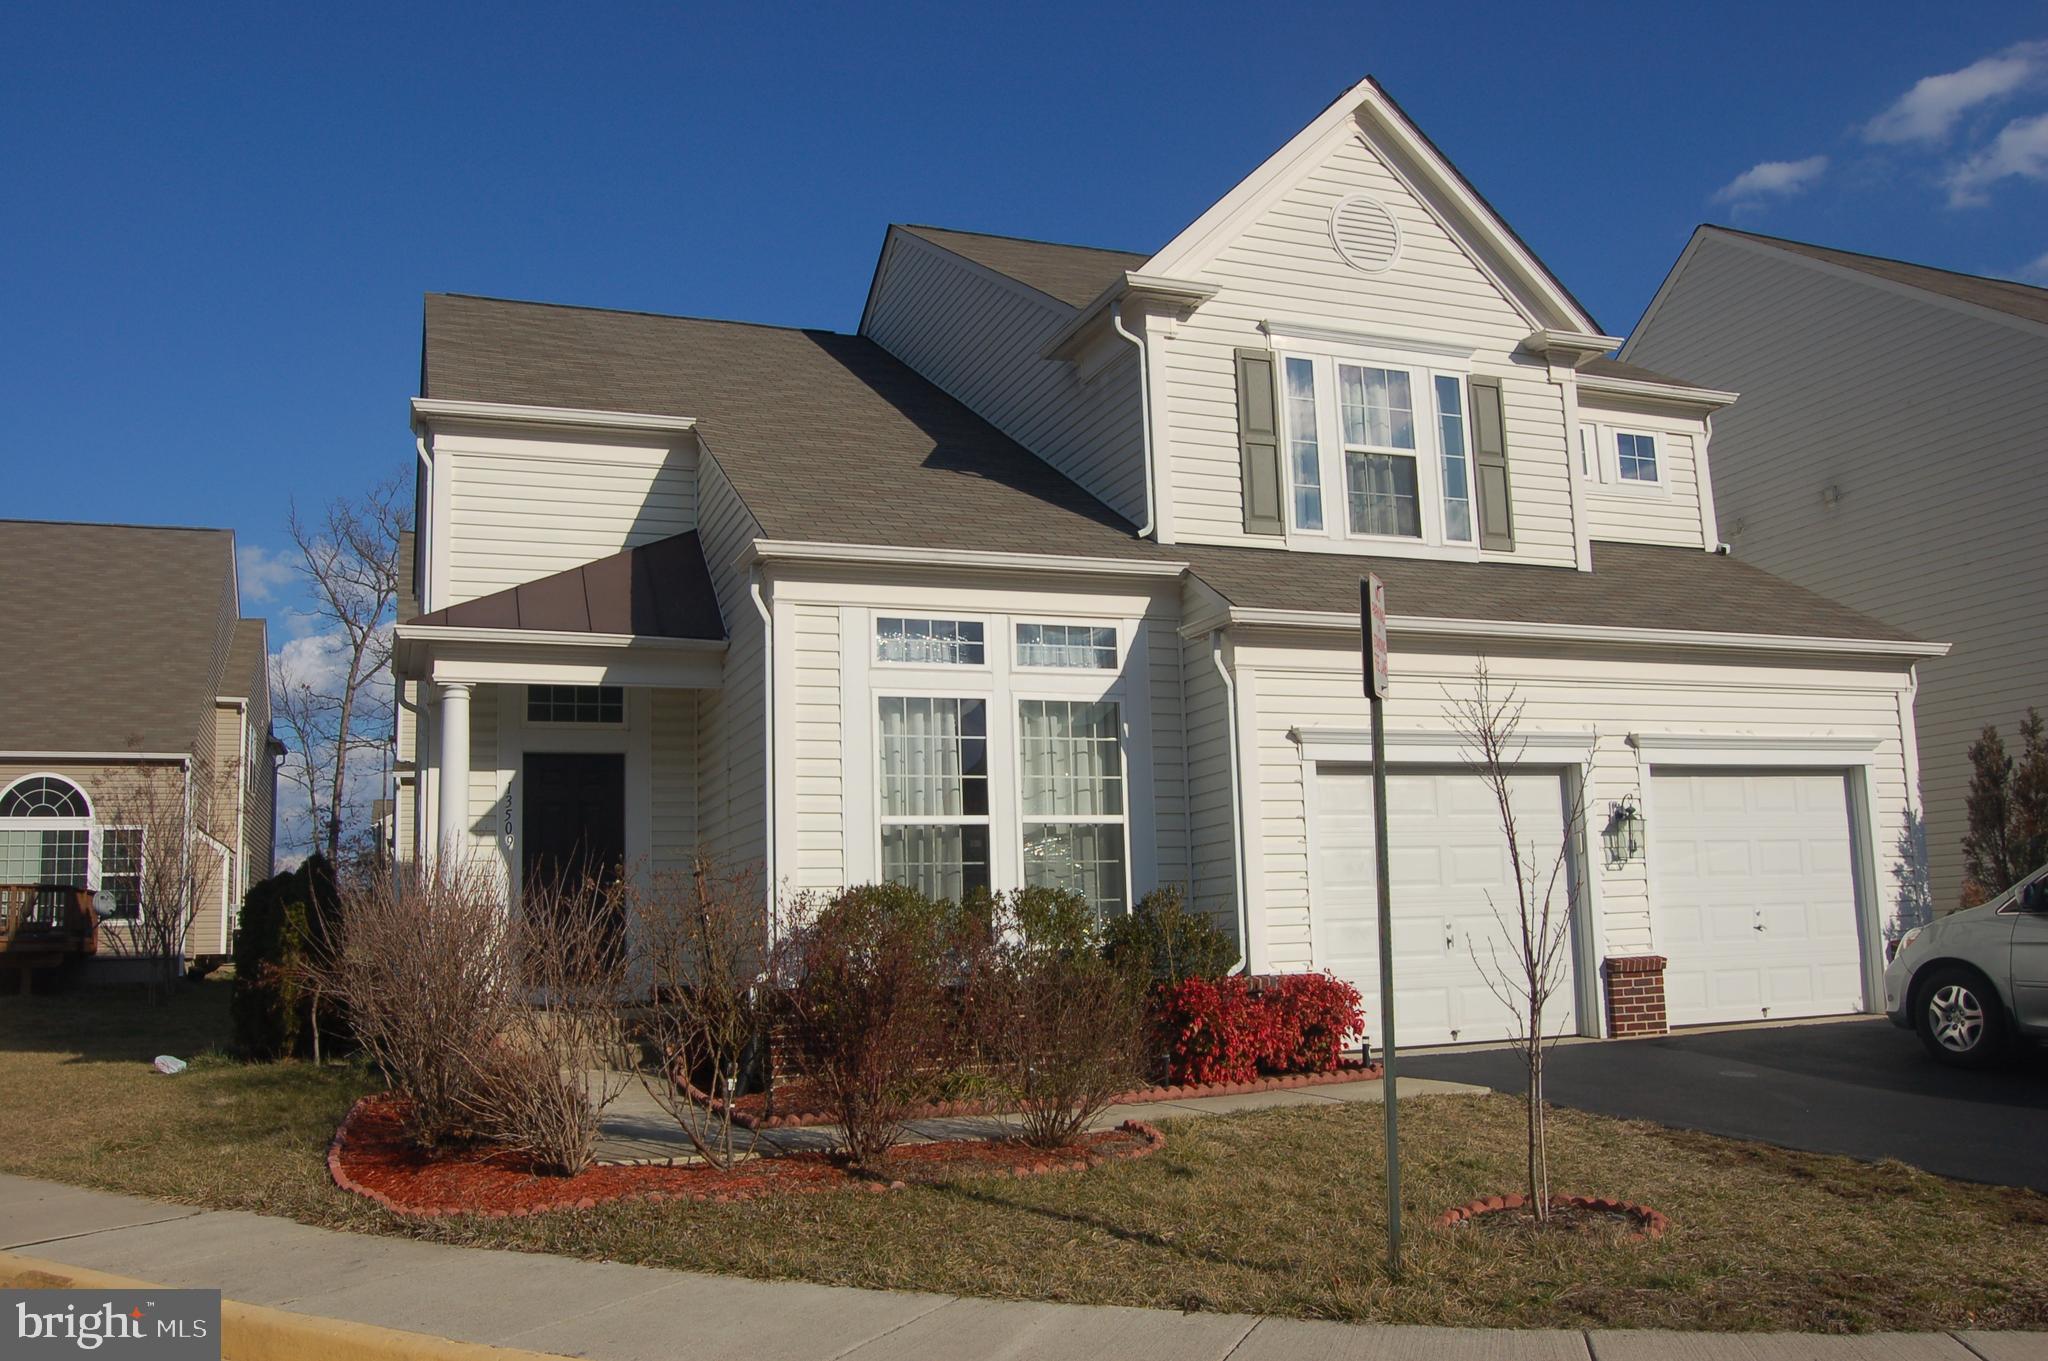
[1914,965,2008,1068]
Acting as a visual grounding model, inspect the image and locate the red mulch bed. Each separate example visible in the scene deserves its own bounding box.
[689,1060,1385,1130]
[1438,1192,1669,1241]
[328,1094,1166,1220]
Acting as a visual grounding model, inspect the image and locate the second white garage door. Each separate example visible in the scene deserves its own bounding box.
[1650,769,1866,1027]
[1313,765,1578,1046]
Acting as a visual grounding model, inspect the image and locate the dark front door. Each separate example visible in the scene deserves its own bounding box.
[521,752,626,897]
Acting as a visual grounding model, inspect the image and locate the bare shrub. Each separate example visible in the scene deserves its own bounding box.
[1447,662,1587,1219]
[329,862,514,1149]
[978,887,1144,1149]
[631,859,768,1168]
[98,762,222,1001]
[773,883,981,1170]
[459,873,634,1176]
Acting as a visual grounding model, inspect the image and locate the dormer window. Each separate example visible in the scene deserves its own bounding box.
[1617,432,1660,483]
[1578,422,1667,491]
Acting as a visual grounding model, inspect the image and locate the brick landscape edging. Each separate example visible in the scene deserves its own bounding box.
[328,1095,1166,1219]
[1437,1191,1669,1240]
[689,1060,1386,1130]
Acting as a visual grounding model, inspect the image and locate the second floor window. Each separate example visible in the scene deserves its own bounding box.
[1617,431,1660,483]
[1284,358,1324,531]
[876,616,984,665]
[1340,364,1420,538]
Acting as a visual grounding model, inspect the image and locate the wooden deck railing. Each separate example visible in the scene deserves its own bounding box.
[0,884,99,960]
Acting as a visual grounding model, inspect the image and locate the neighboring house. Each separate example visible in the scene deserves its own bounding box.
[392,77,1943,1044]
[0,520,279,971]
[1624,227,2047,916]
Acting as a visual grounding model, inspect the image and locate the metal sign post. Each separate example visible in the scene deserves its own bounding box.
[1362,573,1399,1277]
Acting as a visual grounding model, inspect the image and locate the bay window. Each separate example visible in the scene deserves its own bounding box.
[877,696,990,902]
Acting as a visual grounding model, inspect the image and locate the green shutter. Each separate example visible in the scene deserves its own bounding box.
[1469,376,1514,552]
[1235,348,1285,536]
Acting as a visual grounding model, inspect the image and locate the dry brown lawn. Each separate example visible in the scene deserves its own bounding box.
[2,978,2044,1332]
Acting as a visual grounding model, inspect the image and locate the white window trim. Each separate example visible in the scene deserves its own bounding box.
[0,772,94,821]
[1014,692,1134,916]
[872,615,994,671]
[1011,619,1126,673]
[1580,421,1671,496]
[874,691,998,902]
[1274,345,1483,559]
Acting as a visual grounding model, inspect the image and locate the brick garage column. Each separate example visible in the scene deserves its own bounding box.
[1602,955,1669,1037]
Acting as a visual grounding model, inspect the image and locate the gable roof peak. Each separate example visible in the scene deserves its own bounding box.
[1698,225,2048,329]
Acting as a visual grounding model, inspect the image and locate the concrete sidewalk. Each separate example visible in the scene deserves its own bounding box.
[2,1175,2042,1361]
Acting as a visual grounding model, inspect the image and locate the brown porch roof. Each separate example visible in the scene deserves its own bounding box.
[411,530,725,640]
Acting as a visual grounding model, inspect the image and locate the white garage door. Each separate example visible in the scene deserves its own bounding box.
[1650,769,1865,1027]
[1313,765,1578,1047]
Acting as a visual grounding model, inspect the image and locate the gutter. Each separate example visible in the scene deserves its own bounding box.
[1038,272,1220,363]
[1208,631,1251,975]
[743,540,1186,579]
[1109,301,1157,539]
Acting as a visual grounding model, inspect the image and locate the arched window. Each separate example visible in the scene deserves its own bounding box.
[0,775,94,890]
[0,776,91,820]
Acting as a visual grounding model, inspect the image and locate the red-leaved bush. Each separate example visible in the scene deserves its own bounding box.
[1151,972,1366,1085]
[1252,973,1366,1074]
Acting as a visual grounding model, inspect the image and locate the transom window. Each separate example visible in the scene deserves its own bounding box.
[0,776,90,820]
[1015,623,1116,670]
[876,617,984,665]
[527,686,623,724]
[1617,431,1660,483]
[1018,700,1128,917]
[877,697,990,903]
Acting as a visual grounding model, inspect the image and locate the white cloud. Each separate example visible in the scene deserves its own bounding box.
[1946,110,2048,206]
[1865,41,2048,145]
[236,543,298,603]
[2016,249,2048,283]
[1712,155,1829,206]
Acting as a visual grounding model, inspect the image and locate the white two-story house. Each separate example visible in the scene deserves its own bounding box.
[392,76,1943,1045]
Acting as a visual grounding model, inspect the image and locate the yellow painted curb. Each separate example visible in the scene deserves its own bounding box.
[0,1251,569,1361]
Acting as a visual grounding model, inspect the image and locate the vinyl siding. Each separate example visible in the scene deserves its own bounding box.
[1234,633,1915,977]
[1157,131,1576,565]
[1181,632,1239,933]
[863,230,1147,524]
[790,603,843,891]
[650,687,698,875]
[463,684,502,865]
[1625,233,2048,911]
[1146,617,1189,893]
[693,454,767,876]
[1576,397,1710,549]
[435,426,697,607]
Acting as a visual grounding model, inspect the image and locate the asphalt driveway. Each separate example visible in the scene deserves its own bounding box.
[1402,1016,2048,1191]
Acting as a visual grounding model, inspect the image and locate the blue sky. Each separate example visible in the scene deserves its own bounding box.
[4,1,2045,615]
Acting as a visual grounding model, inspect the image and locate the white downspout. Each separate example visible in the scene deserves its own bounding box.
[749,568,775,914]
[1209,631,1249,974]
[413,431,434,613]
[1110,301,1157,540]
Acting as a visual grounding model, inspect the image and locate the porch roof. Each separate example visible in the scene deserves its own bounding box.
[411,530,725,641]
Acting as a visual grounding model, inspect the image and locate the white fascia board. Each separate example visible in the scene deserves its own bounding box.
[745,539,1189,580]
[410,398,698,437]
[1575,373,1739,410]
[1293,725,1596,765]
[1179,607,1949,659]
[1040,273,1221,360]
[1145,77,1595,333]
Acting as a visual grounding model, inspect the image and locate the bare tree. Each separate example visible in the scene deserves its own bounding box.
[631,859,770,1169]
[1447,663,1586,1220]
[276,477,408,862]
[100,763,223,1001]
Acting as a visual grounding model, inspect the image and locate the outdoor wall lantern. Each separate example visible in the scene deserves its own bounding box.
[1603,794,1645,867]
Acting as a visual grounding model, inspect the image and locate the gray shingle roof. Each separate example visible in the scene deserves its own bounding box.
[421,293,1918,646]
[1177,540,1917,642]
[415,530,725,640]
[897,226,1148,310]
[0,521,242,754]
[1710,227,2048,329]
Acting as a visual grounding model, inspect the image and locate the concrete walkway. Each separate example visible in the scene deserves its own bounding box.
[1,1174,2041,1361]
[595,1071,1490,1163]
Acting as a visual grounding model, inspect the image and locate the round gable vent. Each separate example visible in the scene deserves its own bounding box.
[1329,195,1401,273]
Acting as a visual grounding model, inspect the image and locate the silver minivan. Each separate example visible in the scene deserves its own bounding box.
[1885,864,2048,1067]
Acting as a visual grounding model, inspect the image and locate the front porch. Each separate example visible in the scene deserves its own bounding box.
[392,532,731,896]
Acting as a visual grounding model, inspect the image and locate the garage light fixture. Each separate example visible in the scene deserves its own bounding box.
[1603,795,1644,867]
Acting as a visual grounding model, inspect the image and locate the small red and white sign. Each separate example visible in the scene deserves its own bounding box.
[1363,574,1389,699]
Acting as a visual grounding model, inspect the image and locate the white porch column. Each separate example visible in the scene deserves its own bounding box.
[436,681,473,866]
